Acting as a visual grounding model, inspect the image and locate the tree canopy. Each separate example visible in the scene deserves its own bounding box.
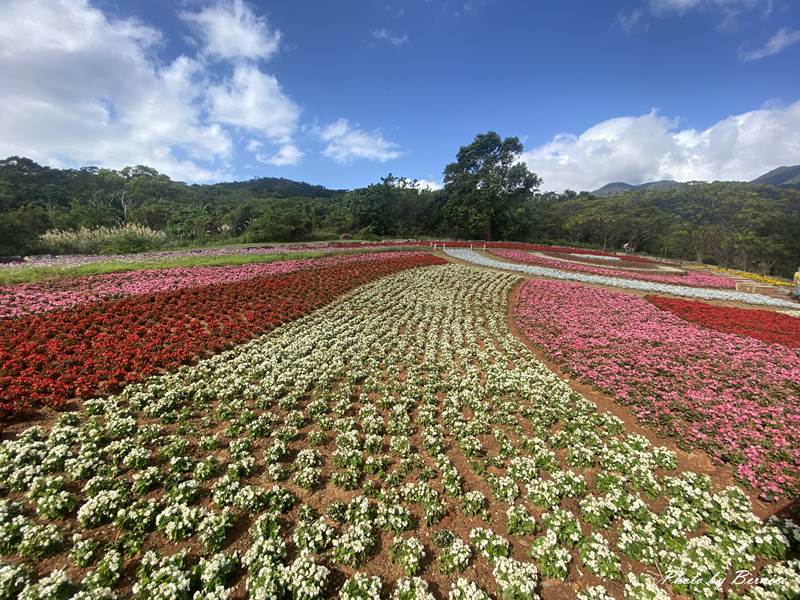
[1,149,798,278]
[441,132,541,240]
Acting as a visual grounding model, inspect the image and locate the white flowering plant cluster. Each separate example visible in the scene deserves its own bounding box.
[0,265,798,599]
[389,536,426,575]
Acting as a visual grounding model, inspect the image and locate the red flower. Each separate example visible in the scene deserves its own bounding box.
[648,296,800,349]
[0,253,444,415]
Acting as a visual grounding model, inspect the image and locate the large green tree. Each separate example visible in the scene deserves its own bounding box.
[441,132,541,240]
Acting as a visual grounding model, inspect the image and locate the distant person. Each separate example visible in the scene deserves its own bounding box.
[622,242,631,254]
[795,266,800,298]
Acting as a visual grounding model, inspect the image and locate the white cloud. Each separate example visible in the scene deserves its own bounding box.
[622,0,770,33]
[648,0,763,16]
[246,138,263,152]
[256,143,303,167]
[0,0,236,181]
[413,179,443,191]
[180,0,281,61]
[616,8,648,33]
[0,0,303,182]
[208,64,299,142]
[520,100,800,192]
[319,119,403,163]
[371,28,409,47]
[740,28,800,61]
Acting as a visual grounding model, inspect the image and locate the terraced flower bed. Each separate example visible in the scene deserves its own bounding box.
[446,247,798,308]
[489,249,734,289]
[649,296,800,349]
[1,255,798,599]
[437,241,655,263]
[513,278,800,499]
[0,241,428,270]
[0,252,443,414]
[0,252,434,319]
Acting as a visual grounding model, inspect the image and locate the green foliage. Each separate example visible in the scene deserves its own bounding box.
[245,203,313,243]
[0,209,42,256]
[1,153,798,278]
[345,174,441,237]
[441,132,541,240]
[511,182,800,277]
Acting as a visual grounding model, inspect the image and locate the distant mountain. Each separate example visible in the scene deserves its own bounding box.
[590,182,637,197]
[750,165,800,187]
[201,176,346,198]
[591,165,800,196]
[591,179,682,197]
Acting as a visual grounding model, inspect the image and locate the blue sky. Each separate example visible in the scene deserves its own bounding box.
[1,0,799,191]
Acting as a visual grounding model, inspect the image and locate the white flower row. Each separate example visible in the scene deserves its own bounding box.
[571,252,621,261]
[445,248,799,308]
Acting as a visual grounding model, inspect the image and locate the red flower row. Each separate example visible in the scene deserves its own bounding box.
[648,296,800,349]
[0,253,444,415]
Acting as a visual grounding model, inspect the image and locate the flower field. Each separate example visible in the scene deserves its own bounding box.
[513,279,800,499]
[0,239,648,273]
[0,252,437,319]
[427,241,655,264]
[693,265,795,289]
[0,241,425,270]
[488,249,735,289]
[447,247,799,308]
[0,252,443,414]
[648,296,800,349]
[1,250,799,599]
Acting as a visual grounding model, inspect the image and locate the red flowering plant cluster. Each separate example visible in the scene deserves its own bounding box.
[0,251,439,318]
[0,252,443,414]
[648,296,800,349]
[513,279,800,499]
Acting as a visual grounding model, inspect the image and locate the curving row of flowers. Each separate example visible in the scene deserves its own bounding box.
[0,240,426,269]
[649,296,800,349]
[0,252,444,414]
[446,247,799,308]
[0,265,797,599]
[0,252,433,319]
[489,249,735,289]
[3,239,653,271]
[693,264,795,289]
[434,241,654,263]
[513,278,800,499]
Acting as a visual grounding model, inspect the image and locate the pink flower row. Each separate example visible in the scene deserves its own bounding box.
[491,249,735,289]
[0,252,426,319]
[513,279,800,499]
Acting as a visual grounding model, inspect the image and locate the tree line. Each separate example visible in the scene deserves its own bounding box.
[1,132,798,277]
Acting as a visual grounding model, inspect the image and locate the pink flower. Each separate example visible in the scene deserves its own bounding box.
[513,278,800,499]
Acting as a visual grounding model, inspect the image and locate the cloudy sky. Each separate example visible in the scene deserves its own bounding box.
[0,0,798,191]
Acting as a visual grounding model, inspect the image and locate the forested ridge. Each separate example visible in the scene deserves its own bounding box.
[2,135,798,277]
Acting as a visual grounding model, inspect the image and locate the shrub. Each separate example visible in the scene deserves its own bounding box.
[38,224,168,255]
